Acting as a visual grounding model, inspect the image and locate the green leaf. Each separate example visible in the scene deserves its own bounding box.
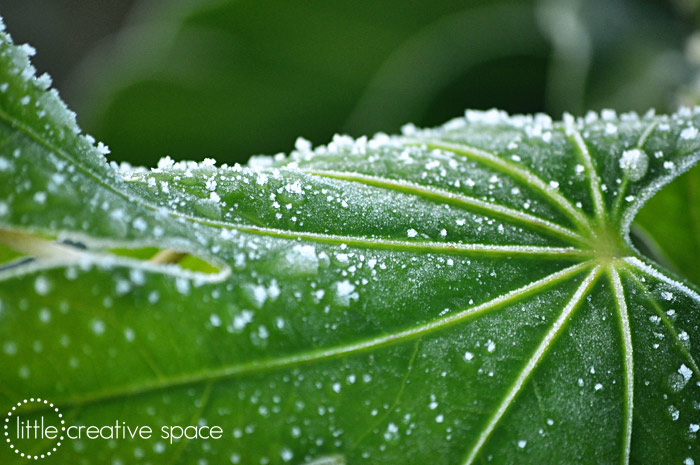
[2,17,700,465]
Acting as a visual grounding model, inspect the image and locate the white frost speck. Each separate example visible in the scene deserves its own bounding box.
[681,126,699,140]
[132,217,147,232]
[91,319,106,335]
[280,448,293,462]
[336,280,354,301]
[233,310,254,330]
[294,137,312,152]
[33,192,47,204]
[679,364,693,383]
[175,278,190,295]
[669,405,680,421]
[39,308,51,323]
[34,276,51,295]
[283,244,318,275]
[486,340,496,353]
[619,149,648,181]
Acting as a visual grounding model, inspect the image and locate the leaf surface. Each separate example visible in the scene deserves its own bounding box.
[1,20,700,465]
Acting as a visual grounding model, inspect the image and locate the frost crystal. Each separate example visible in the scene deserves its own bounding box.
[680,126,699,140]
[619,149,648,181]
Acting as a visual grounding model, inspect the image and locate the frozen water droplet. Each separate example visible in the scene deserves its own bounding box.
[681,126,699,140]
[334,280,357,307]
[280,449,293,462]
[91,319,106,335]
[34,276,51,295]
[619,149,648,181]
[3,341,17,355]
[486,340,496,353]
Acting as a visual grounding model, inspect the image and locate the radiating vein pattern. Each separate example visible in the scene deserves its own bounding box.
[569,128,606,226]
[609,266,633,465]
[462,267,601,465]
[405,138,595,235]
[306,169,587,245]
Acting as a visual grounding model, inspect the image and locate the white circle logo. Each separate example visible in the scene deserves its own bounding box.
[4,398,64,460]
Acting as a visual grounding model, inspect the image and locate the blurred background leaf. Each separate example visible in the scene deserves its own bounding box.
[3,0,693,165]
[1,0,699,286]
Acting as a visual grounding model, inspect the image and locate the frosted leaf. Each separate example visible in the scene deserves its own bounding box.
[2,21,700,462]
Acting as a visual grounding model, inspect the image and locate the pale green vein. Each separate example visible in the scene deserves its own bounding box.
[231,225,591,258]
[1,100,590,263]
[612,121,658,218]
[608,265,633,465]
[623,257,700,307]
[624,266,700,378]
[351,340,421,449]
[0,104,592,265]
[307,169,589,247]
[569,128,606,227]
[27,262,592,413]
[0,108,578,263]
[167,381,214,464]
[461,266,601,465]
[404,138,595,236]
[0,228,591,279]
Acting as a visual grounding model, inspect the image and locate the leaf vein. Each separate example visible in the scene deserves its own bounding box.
[306,169,588,246]
[404,138,595,236]
[609,265,634,465]
[568,128,606,226]
[33,262,593,413]
[461,266,601,465]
